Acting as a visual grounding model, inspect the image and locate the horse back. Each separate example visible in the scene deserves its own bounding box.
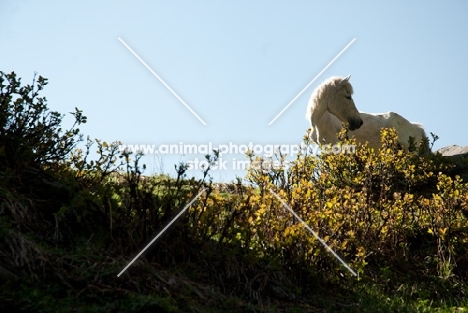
[386,112,429,151]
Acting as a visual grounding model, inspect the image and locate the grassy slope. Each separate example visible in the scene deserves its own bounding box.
[1,186,467,313]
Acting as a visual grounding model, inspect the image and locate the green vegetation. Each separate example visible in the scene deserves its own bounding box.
[1,71,468,312]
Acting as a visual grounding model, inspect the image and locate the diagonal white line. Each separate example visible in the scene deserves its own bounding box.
[268,38,356,126]
[269,189,357,276]
[117,188,206,277]
[118,37,207,126]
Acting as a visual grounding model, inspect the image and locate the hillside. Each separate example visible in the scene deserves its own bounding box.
[1,71,468,312]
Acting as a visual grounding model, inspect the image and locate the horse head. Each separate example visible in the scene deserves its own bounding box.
[327,75,363,131]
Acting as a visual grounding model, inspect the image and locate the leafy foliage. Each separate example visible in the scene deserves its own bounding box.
[240,128,468,284]
[0,71,86,171]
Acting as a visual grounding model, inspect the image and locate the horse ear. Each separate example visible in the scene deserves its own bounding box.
[340,75,351,84]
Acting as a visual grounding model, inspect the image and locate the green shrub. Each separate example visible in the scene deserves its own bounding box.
[0,71,86,172]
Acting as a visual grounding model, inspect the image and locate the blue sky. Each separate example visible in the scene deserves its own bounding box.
[1,1,467,182]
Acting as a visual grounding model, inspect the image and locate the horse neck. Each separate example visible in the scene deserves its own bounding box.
[311,101,342,144]
[318,112,343,143]
[310,98,328,131]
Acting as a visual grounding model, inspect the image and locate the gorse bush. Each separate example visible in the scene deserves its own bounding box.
[232,128,468,282]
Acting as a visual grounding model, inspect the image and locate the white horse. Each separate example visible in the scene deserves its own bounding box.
[306,75,429,152]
